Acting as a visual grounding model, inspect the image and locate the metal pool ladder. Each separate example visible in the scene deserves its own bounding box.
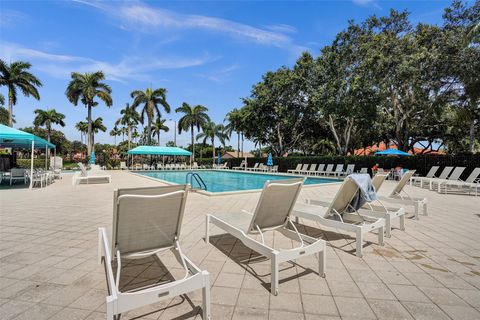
[186,172,207,191]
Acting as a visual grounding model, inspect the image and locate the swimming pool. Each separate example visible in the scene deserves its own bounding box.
[135,170,340,194]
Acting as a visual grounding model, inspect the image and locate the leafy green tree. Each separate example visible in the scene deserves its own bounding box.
[0,107,13,125]
[33,108,66,157]
[65,71,112,157]
[91,117,107,146]
[21,127,70,155]
[75,121,88,145]
[225,108,244,156]
[151,117,169,146]
[131,88,170,145]
[0,60,42,127]
[196,121,225,164]
[116,103,140,150]
[109,125,122,145]
[176,103,210,161]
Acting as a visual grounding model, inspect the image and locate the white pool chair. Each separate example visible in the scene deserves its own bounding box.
[430,167,466,192]
[314,164,325,176]
[410,166,439,186]
[205,178,326,295]
[296,164,309,174]
[306,164,318,175]
[339,164,355,177]
[98,185,210,320]
[293,176,385,257]
[331,164,344,177]
[437,167,480,195]
[246,163,259,171]
[318,164,334,176]
[375,170,427,220]
[359,168,368,174]
[73,163,111,185]
[412,166,453,189]
[9,168,26,185]
[233,161,246,170]
[288,164,302,174]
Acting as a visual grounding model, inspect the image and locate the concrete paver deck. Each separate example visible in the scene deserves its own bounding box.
[1,171,479,319]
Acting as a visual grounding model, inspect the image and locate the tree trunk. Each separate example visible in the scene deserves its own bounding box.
[47,127,51,159]
[237,131,240,157]
[241,132,244,157]
[87,104,92,158]
[147,118,152,146]
[114,135,117,146]
[158,132,161,146]
[469,118,475,153]
[212,138,215,165]
[191,125,195,161]
[8,89,13,127]
[128,126,132,150]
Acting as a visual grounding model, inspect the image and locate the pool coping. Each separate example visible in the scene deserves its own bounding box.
[129,169,343,196]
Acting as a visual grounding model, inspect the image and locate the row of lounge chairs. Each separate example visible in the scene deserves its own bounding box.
[288,163,357,177]
[4,167,60,187]
[410,166,479,195]
[98,170,425,319]
[233,161,279,172]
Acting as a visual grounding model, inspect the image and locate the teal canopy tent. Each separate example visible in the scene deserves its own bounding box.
[127,146,192,156]
[0,124,56,189]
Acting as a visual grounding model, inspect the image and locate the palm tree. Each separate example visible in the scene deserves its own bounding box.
[33,108,65,144]
[75,121,88,144]
[196,121,224,165]
[109,125,122,145]
[176,103,210,161]
[225,108,244,157]
[132,128,140,144]
[131,87,170,145]
[151,117,169,146]
[0,59,43,127]
[90,117,107,146]
[116,103,140,150]
[65,71,112,158]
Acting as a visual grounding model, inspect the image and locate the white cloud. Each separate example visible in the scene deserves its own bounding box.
[0,41,216,82]
[75,0,304,51]
[0,9,28,27]
[352,0,381,9]
[196,64,240,82]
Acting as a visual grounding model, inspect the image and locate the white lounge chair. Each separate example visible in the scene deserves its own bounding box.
[437,167,480,195]
[25,169,45,188]
[293,177,385,257]
[430,167,466,192]
[72,163,111,185]
[9,168,26,185]
[247,163,260,171]
[411,166,453,189]
[331,164,344,177]
[120,161,128,170]
[314,164,325,176]
[288,164,302,174]
[98,185,210,320]
[339,164,355,177]
[233,161,246,170]
[318,164,334,176]
[296,164,309,174]
[375,170,427,220]
[410,166,439,186]
[306,164,318,175]
[205,178,326,295]
[359,168,368,174]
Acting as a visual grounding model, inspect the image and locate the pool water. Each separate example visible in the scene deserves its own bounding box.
[137,170,339,193]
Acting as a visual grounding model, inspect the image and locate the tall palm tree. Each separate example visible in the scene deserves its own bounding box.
[90,117,107,146]
[65,71,112,157]
[131,87,170,145]
[0,59,43,127]
[151,117,169,146]
[75,121,88,144]
[116,103,140,150]
[176,103,210,161]
[109,125,122,145]
[33,108,65,143]
[196,121,224,165]
[225,108,244,157]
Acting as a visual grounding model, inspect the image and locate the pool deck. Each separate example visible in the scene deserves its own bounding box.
[1,170,479,320]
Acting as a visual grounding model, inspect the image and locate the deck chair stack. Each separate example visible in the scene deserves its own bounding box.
[293,177,385,257]
[98,185,210,320]
[205,178,326,295]
[375,170,427,220]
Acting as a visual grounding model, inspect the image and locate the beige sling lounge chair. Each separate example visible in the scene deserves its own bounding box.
[293,177,385,257]
[205,178,326,295]
[98,185,210,320]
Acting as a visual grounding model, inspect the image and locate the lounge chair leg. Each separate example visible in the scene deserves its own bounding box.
[385,218,391,238]
[423,202,428,216]
[399,215,405,231]
[202,274,211,319]
[106,297,115,320]
[205,215,210,244]
[271,255,279,295]
[378,226,384,246]
[319,244,326,278]
[356,230,363,258]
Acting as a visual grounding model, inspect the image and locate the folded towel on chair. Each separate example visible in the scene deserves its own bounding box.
[349,173,377,210]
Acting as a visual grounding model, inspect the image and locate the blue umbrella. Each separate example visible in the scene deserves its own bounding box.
[89,151,96,164]
[266,153,273,166]
[217,153,221,165]
[375,148,411,156]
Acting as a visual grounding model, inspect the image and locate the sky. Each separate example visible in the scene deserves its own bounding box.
[0,0,458,150]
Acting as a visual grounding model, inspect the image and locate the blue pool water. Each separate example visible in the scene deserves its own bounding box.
[137,170,339,193]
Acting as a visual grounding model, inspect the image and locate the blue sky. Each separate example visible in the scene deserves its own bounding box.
[0,0,455,150]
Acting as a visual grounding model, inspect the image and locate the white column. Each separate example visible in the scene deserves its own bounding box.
[45,145,48,170]
[29,140,34,189]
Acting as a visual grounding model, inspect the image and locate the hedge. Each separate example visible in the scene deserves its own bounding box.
[224,154,480,180]
[16,159,48,169]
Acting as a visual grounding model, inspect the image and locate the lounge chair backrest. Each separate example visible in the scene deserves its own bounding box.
[11,168,25,177]
[389,170,416,197]
[317,164,325,172]
[438,166,454,179]
[360,168,368,173]
[325,164,334,172]
[253,163,259,168]
[335,164,344,172]
[465,168,480,183]
[425,166,439,178]
[78,163,87,176]
[248,178,304,233]
[326,177,359,215]
[372,174,388,191]
[301,164,309,171]
[346,164,355,174]
[309,164,317,171]
[113,185,189,255]
[447,167,466,181]
[294,164,302,171]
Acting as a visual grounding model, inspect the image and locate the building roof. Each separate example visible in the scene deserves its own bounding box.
[221,151,255,158]
[0,124,56,149]
[127,146,192,156]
